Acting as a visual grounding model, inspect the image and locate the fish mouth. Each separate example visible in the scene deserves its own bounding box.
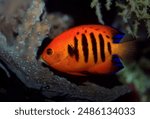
[39,56,63,67]
[39,56,49,65]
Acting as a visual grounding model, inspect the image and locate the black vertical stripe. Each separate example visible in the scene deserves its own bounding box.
[67,37,79,61]
[107,42,112,55]
[81,34,88,63]
[74,37,79,61]
[90,32,98,63]
[68,45,74,57]
[99,34,105,62]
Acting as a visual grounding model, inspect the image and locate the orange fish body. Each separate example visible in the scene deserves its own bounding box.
[41,25,134,76]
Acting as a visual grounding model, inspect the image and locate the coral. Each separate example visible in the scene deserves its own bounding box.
[0,0,131,101]
[0,0,31,45]
[16,0,49,60]
[105,0,112,10]
[116,0,150,38]
[91,0,150,38]
[91,0,104,24]
[90,0,112,24]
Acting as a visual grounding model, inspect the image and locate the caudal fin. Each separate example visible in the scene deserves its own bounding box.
[117,39,137,63]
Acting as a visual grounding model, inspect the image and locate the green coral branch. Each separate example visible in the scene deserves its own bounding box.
[91,0,150,37]
[91,0,104,24]
[90,0,113,24]
[105,0,112,10]
[116,0,150,37]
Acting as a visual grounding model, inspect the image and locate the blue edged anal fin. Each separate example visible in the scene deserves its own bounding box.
[111,54,124,73]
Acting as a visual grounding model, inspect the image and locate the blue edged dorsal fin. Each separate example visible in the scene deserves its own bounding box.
[112,54,124,70]
[113,33,125,43]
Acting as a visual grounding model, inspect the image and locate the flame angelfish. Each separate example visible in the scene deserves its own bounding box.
[40,25,135,76]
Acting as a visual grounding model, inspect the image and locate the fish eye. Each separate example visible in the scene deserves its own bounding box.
[46,48,53,55]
